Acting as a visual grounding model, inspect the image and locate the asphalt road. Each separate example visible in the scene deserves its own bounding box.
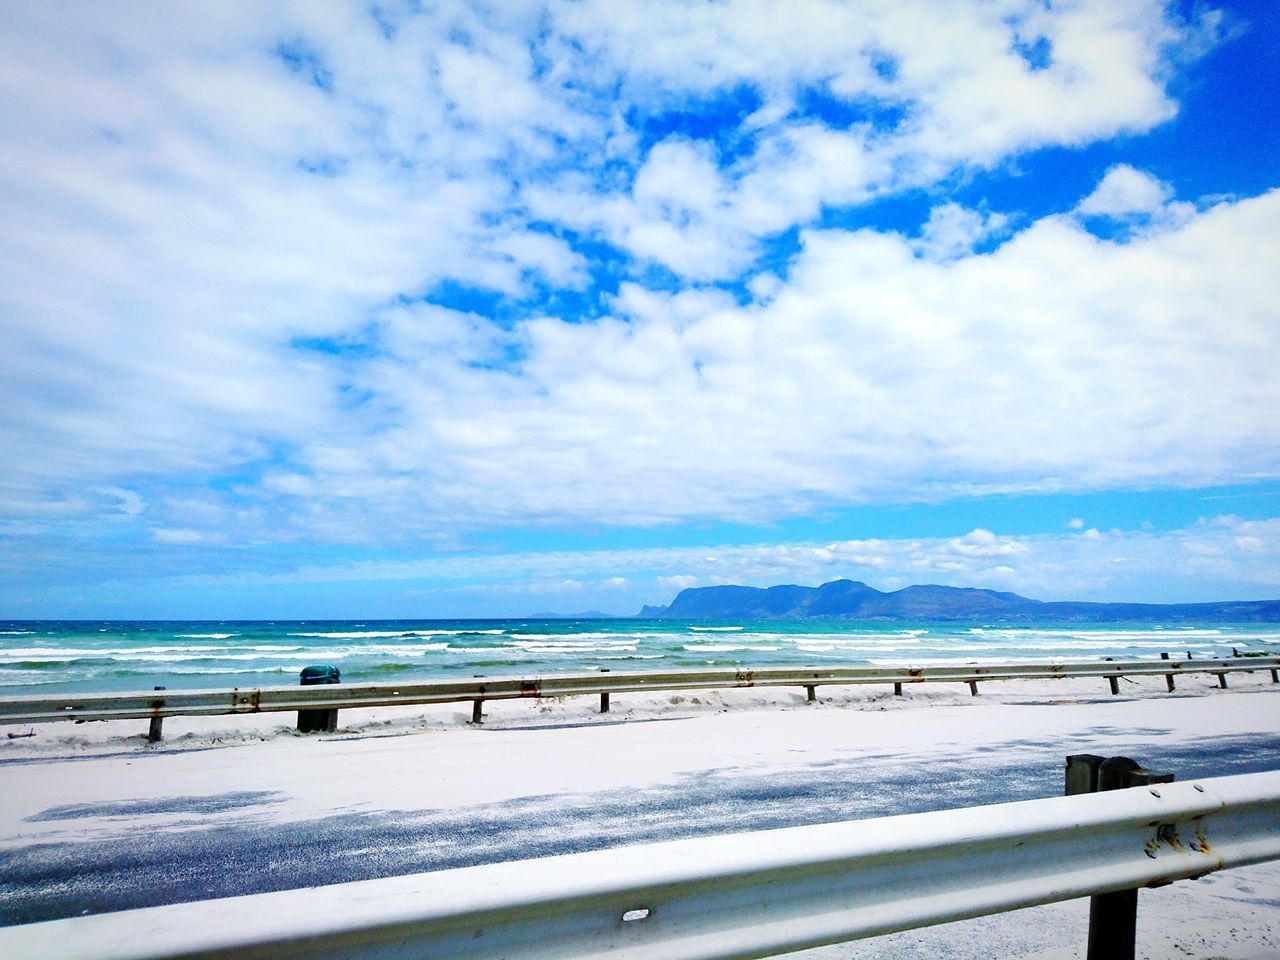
[3,726,1278,927]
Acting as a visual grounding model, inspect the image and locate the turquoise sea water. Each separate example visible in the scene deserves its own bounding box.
[2,619,1279,696]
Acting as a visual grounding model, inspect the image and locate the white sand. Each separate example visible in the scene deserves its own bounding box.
[3,670,1279,958]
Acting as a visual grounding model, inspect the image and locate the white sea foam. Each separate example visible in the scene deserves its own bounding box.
[861,651,1229,666]
[287,629,500,639]
[3,621,1268,695]
[0,641,457,663]
[304,643,451,657]
[506,632,670,641]
[504,641,639,654]
[288,631,437,639]
[780,636,925,648]
[680,645,781,652]
[157,666,291,676]
[416,629,507,636]
[968,628,1226,640]
[0,648,122,660]
[888,641,1192,653]
[0,676,71,687]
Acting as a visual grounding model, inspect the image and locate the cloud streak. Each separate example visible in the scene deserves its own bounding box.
[160,515,1280,605]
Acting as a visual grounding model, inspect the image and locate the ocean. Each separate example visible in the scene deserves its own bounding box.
[2,619,1278,697]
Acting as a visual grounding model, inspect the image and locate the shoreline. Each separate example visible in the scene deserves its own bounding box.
[3,674,1278,956]
[3,667,1278,762]
[5,618,1276,703]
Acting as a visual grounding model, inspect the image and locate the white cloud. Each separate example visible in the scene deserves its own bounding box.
[529,0,1191,281]
[913,203,1008,261]
[1,0,1268,562]
[159,515,1280,607]
[1077,164,1174,215]
[657,574,700,591]
[15,187,1280,544]
[556,0,1181,160]
[946,529,1029,559]
[152,527,218,545]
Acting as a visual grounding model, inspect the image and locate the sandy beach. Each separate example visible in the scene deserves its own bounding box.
[3,671,1279,958]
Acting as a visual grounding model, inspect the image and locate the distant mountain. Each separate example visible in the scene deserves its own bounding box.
[638,579,1280,622]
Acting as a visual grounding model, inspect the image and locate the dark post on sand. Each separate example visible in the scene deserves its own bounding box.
[1065,754,1174,960]
[148,686,166,743]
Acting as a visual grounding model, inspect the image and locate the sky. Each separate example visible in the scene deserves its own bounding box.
[2,0,1279,619]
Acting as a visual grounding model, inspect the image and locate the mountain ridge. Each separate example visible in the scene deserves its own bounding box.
[637,579,1280,622]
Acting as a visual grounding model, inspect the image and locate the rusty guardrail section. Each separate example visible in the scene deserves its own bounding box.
[3,770,1279,960]
[0,656,1277,726]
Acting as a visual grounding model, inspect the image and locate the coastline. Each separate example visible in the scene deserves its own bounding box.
[3,672,1278,957]
[3,667,1277,760]
[5,618,1276,699]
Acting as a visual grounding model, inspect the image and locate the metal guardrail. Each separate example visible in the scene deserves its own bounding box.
[4,770,1278,960]
[0,656,1276,727]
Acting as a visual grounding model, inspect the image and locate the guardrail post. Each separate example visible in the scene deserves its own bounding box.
[471,675,485,724]
[1066,754,1175,960]
[600,668,610,713]
[1064,753,1106,795]
[147,687,166,743]
[1272,668,1279,684]
[893,682,903,696]
[1217,672,1228,689]
[968,680,979,696]
[805,684,817,702]
[1107,676,1120,695]
[1160,652,1175,692]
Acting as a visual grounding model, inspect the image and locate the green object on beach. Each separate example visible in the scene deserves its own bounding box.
[298,665,340,733]
[300,665,341,685]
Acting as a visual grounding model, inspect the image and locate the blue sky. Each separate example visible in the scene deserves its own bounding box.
[2,0,1279,618]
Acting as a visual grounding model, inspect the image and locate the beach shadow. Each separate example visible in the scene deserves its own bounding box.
[25,791,285,822]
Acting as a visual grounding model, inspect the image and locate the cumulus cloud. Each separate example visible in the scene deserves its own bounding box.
[531,0,1190,279]
[2,0,1274,607]
[945,529,1029,559]
[913,203,1008,260]
[1077,164,1174,215]
[321,189,1279,537]
[11,184,1280,544]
